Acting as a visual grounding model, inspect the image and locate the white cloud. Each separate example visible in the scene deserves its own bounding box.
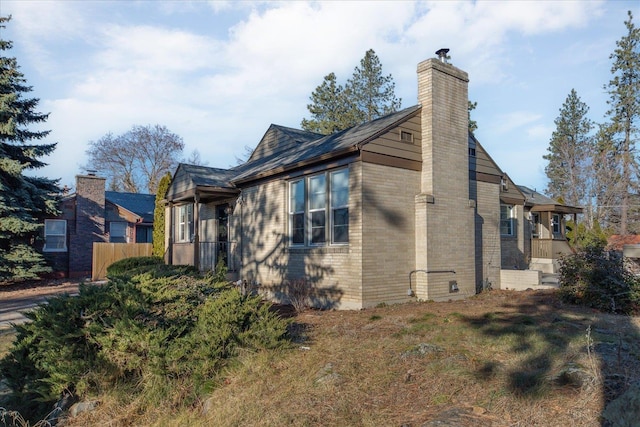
[3,0,627,193]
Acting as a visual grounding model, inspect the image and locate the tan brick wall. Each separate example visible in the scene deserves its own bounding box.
[415,58,476,301]
[238,163,364,309]
[501,205,527,269]
[472,180,502,290]
[361,162,420,307]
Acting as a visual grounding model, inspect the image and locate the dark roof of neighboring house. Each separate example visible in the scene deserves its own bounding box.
[231,105,422,184]
[105,191,156,223]
[517,185,583,214]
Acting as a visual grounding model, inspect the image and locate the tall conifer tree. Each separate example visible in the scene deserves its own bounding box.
[346,49,402,123]
[0,16,60,281]
[604,10,640,235]
[153,172,172,257]
[543,89,593,208]
[301,49,401,135]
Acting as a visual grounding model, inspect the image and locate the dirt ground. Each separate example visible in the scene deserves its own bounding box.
[3,281,640,426]
[0,278,83,300]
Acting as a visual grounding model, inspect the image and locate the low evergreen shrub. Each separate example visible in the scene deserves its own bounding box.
[0,265,290,422]
[558,243,640,314]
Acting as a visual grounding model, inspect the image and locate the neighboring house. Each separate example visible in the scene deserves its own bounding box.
[164,54,581,309]
[42,173,155,278]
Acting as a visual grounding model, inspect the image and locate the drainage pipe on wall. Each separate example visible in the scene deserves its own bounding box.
[408,269,456,297]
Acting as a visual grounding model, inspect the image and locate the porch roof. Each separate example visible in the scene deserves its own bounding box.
[517,185,583,214]
[166,164,240,203]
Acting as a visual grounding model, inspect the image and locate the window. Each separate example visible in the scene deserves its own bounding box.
[110,222,127,243]
[400,130,414,143]
[552,214,561,236]
[44,219,66,252]
[501,176,509,191]
[468,147,476,156]
[500,204,515,236]
[530,213,540,238]
[289,168,349,246]
[177,204,194,242]
[331,169,349,243]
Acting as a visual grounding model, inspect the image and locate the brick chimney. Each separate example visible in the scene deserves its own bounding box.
[68,174,107,278]
[414,53,476,300]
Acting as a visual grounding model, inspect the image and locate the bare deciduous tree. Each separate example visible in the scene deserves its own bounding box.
[85,124,184,194]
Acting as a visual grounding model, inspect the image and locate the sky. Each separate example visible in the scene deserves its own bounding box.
[1,0,639,194]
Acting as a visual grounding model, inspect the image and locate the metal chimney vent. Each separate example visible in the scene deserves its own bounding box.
[435,48,450,63]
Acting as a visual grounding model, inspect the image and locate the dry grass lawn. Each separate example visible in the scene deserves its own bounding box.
[60,289,640,427]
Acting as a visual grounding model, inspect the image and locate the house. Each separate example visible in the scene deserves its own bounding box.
[164,54,581,309]
[42,173,155,278]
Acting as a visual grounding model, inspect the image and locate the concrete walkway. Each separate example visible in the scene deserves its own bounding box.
[0,282,82,330]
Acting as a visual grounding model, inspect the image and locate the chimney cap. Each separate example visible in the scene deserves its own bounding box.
[435,48,450,63]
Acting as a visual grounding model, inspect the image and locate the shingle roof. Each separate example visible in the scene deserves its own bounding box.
[105,191,156,223]
[179,164,238,189]
[517,185,558,206]
[232,105,422,183]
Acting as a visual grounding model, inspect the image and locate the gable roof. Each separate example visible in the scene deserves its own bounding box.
[517,185,583,214]
[105,191,156,223]
[164,105,432,201]
[232,105,422,184]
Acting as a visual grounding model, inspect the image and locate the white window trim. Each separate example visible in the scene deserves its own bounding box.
[500,204,515,237]
[330,169,349,245]
[288,168,349,247]
[177,204,194,243]
[43,219,67,252]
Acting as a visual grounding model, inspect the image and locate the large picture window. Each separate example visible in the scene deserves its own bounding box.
[44,219,67,252]
[289,168,349,246]
[177,204,194,242]
[500,204,515,236]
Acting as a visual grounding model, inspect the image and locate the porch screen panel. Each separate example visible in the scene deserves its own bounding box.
[331,169,349,243]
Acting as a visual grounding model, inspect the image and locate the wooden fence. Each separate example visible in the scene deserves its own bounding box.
[92,243,153,281]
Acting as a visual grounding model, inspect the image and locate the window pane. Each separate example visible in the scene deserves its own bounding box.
[110,222,127,243]
[311,211,326,244]
[45,219,66,235]
[292,213,305,244]
[332,208,349,243]
[290,180,305,212]
[331,169,349,208]
[309,175,326,210]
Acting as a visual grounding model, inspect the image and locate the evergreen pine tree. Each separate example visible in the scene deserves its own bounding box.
[346,49,402,123]
[301,73,358,134]
[604,10,640,235]
[152,172,172,257]
[301,49,401,135]
[0,16,60,282]
[468,101,478,133]
[543,89,593,208]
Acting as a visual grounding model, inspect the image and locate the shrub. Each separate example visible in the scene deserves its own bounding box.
[0,265,290,422]
[558,243,640,314]
[106,256,198,280]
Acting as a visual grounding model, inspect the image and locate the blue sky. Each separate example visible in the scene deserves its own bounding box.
[2,0,638,194]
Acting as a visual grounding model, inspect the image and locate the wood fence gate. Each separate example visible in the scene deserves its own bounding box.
[92,243,153,281]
